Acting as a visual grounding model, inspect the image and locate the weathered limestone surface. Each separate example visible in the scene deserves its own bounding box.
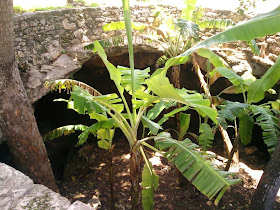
[0,162,96,210]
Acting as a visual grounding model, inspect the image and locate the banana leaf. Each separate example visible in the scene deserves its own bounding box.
[248,57,280,103]
[43,124,88,141]
[161,6,280,73]
[155,132,241,204]
[239,114,254,145]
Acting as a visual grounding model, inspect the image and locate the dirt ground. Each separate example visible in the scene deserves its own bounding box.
[57,137,280,210]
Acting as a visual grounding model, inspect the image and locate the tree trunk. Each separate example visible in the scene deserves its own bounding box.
[250,137,280,210]
[130,150,141,209]
[0,0,58,192]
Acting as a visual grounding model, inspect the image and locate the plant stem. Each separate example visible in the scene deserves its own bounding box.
[192,54,238,163]
[141,141,165,156]
[225,133,240,171]
[109,150,115,210]
[139,146,152,175]
[130,149,141,209]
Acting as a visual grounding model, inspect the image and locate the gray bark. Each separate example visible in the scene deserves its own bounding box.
[250,137,280,210]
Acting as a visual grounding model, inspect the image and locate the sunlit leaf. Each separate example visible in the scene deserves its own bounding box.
[248,57,280,103]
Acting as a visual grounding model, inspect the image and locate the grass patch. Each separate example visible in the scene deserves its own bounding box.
[29,5,75,12]
[14,0,100,14]
[89,2,100,7]
[13,6,28,14]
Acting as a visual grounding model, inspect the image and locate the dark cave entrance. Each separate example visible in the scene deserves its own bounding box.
[33,50,170,180]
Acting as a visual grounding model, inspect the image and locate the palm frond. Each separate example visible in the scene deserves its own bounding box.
[43,124,88,141]
[155,132,241,204]
[251,105,280,154]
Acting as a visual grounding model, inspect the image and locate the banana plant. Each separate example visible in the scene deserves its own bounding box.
[155,4,280,153]
[44,0,243,209]
[213,60,280,155]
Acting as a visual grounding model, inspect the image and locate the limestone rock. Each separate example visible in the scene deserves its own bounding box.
[0,163,96,210]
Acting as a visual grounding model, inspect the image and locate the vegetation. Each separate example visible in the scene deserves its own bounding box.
[43,0,280,209]
[13,0,100,14]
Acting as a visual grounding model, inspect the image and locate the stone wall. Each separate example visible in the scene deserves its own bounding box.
[14,5,245,73]
[14,5,252,103]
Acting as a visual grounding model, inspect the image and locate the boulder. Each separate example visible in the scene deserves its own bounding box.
[0,163,96,210]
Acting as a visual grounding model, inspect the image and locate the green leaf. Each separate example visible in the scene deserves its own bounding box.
[142,162,159,189]
[118,65,150,94]
[198,19,235,29]
[197,48,229,68]
[78,119,115,146]
[142,188,153,210]
[175,18,200,40]
[217,101,249,129]
[71,86,124,114]
[97,139,110,150]
[103,21,126,31]
[216,67,245,87]
[146,75,217,123]
[43,124,88,141]
[155,132,241,204]
[246,39,260,56]
[198,123,214,151]
[248,57,280,103]
[251,105,280,154]
[142,162,159,210]
[167,6,280,69]
[93,41,124,95]
[270,100,280,111]
[157,105,189,125]
[197,49,231,85]
[146,101,175,120]
[239,114,254,145]
[179,113,191,141]
[103,21,146,31]
[142,116,162,135]
[122,0,135,94]
[181,0,197,20]
[97,128,115,141]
